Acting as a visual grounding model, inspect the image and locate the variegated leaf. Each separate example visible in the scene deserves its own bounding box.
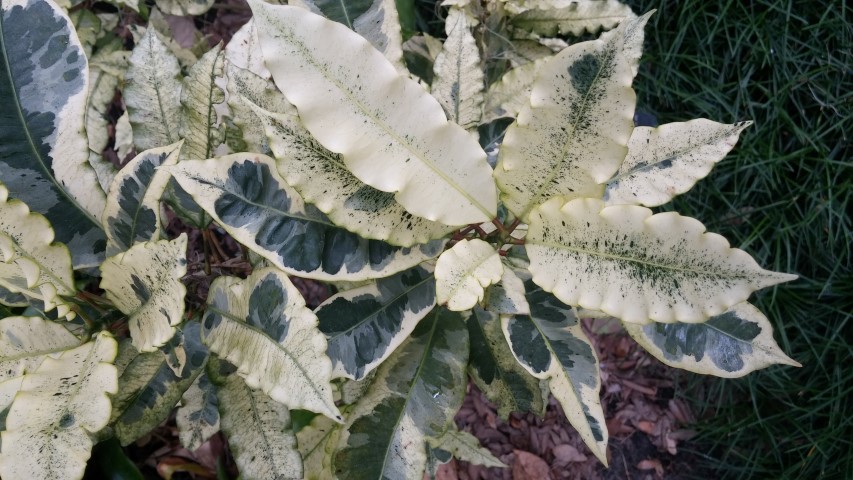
[86,46,128,193]
[353,0,405,71]
[486,267,530,315]
[482,58,546,123]
[466,306,544,419]
[250,1,497,225]
[225,19,269,78]
[315,265,436,380]
[100,235,188,351]
[167,154,444,280]
[226,65,290,155]
[436,239,503,311]
[202,267,341,420]
[111,321,207,445]
[0,0,107,268]
[176,374,220,450]
[210,359,303,480]
[298,413,343,480]
[526,197,798,323]
[427,427,505,468]
[624,302,800,378]
[124,27,182,151]
[511,0,635,37]
[604,120,752,207]
[114,111,134,161]
[494,13,650,220]
[102,142,182,255]
[333,308,470,480]
[432,7,484,129]
[180,44,225,161]
[253,102,455,247]
[155,0,215,16]
[0,185,75,317]
[0,333,117,480]
[502,280,607,464]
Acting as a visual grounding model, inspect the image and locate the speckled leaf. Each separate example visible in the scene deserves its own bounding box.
[482,58,546,123]
[155,0,215,16]
[167,154,444,280]
[0,333,117,480]
[494,13,650,220]
[624,302,800,377]
[426,427,505,468]
[180,45,225,161]
[502,280,607,464]
[315,265,436,380]
[353,0,406,71]
[253,103,454,246]
[250,1,497,225]
[0,0,107,268]
[466,306,545,419]
[225,19,269,78]
[100,235,188,352]
[176,372,220,450]
[225,61,284,156]
[486,267,530,315]
[102,142,182,255]
[0,185,75,318]
[297,412,343,480]
[124,28,182,151]
[332,308,469,480]
[436,239,503,311]
[431,7,484,129]
[211,360,302,480]
[526,198,799,323]
[511,0,635,36]
[111,321,207,445]
[202,268,341,420]
[604,120,752,207]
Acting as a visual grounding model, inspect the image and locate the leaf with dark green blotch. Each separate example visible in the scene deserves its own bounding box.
[313,0,373,29]
[466,307,545,419]
[167,153,444,281]
[316,265,436,380]
[332,308,469,480]
[176,372,220,451]
[625,302,800,378]
[0,0,107,268]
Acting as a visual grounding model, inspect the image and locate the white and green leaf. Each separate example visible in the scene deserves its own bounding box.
[176,372,220,451]
[315,265,436,380]
[624,302,801,377]
[486,267,530,315]
[494,13,650,220]
[253,102,455,246]
[482,58,546,123]
[210,358,303,480]
[124,27,182,151]
[426,427,505,468]
[466,306,545,419]
[431,7,484,129]
[225,64,287,156]
[85,46,128,192]
[502,280,607,464]
[332,308,470,480]
[0,185,75,317]
[250,1,497,225]
[111,321,207,445]
[436,239,503,311]
[180,44,225,160]
[167,154,444,280]
[0,333,117,480]
[0,0,107,267]
[604,119,752,207]
[102,142,182,255]
[99,235,188,351]
[202,267,341,420]
[511,0,635,37]
[353,0,406,71]
[155,0,215,16]
[297,412,343,480]
[225,19,269,78]
[527,197,798,323]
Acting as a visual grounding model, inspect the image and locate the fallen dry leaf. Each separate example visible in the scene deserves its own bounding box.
[552,444,587,464]
[512,450,550,480]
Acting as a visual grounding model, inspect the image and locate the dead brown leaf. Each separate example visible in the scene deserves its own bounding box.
[512,450,550,480]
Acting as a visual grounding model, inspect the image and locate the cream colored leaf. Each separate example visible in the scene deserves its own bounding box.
[250,1,497,225]
[526,197,798,323]
[511,0,635,36]
[226,64,290,155]
[156,0,215,16]
[0,333,118,480]
[225,19,270,78]
[431,7,484,129]
[494,13,650,220]
[427,427,505,468]
[202,268,341,420]
[0,186,75,316]
[251,101,455,246]
[297,413,343,480]
[605,120,752,207]
[86,49,127,192]
[125,28,183,151]
[180,45,226,160]
[114,111,135,161]
[100,235,188,351]
[436,239,503,311]
[624,302,801,378]
[354,0,406,72]
[482,58,546,123]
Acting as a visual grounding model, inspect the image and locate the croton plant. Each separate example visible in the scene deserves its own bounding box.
[0,0,800,478]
